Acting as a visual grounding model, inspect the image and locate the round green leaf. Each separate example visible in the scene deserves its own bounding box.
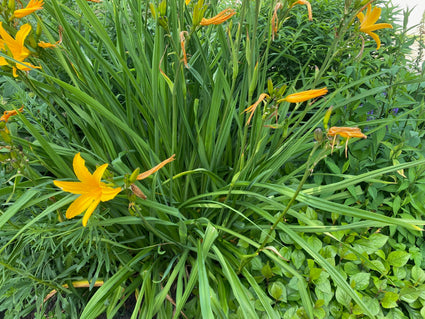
[350,272,370,290]
[381,291,399,308]
[387,251,410,268]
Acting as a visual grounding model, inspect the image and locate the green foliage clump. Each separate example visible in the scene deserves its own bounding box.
[1,0,425,318]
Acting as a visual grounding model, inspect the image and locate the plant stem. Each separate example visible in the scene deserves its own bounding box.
[238,141,320,273]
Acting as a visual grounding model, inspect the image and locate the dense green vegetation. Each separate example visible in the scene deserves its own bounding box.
[1,0,425,318]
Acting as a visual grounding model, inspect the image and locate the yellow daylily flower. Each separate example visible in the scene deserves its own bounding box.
[357,4,393,50]
[13,0,44,18]
[327,126,367,157]
[185,0,191,4]
[243,93,269,126]
[200,9,236,26]
[0,22,41,77]
[279,87,328,103]
[53,153,122,227]
[291,0,313,21]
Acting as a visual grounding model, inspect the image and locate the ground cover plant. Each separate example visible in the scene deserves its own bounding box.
[1,0,425,318]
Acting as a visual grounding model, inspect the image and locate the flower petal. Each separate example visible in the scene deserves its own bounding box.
[366,6,381,26]
[16,61,41,71]
[73,153,93,182]
[53,180,90,194]
[362,23,393,33]
[100,185,122,202]
[356,12,364,23]
[15,24,31,48]
[92,163,108,184]
[65,194,95,219]
[82,198,101,226]
[14,0,44,18]
[367,31,381,50]
[0,22,15,45]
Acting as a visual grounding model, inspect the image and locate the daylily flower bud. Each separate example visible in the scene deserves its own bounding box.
[8,0,15,13]
[323,106,333,130]
[129,167,140,184]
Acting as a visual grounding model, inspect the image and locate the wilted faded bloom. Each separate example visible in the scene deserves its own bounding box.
[271,2,283,40]
[13,0,44,18]
[53,153,122,226]
[279,87,327,103]
[291,0,313,21]
[243,93,269,126]
[327,126,367,157]
[1,106,23,123]
[180,31,189,67]
[200,9,236,26]
[357,4,392,50]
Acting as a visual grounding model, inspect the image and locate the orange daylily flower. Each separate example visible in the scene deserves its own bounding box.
[0,23,41,77]
[200,9,236,26]
[185,0,191,4]
[327,126,367,157]
[272,2,283,40]
[180,31,189,67]
[53,153,122,227]
[0,106,23,123]
[291,0,312,21]
[13,0,44,18]
[357,4,392,50]
[136,154,175,180]
[279,87,327,103]
[243,93,269,126]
